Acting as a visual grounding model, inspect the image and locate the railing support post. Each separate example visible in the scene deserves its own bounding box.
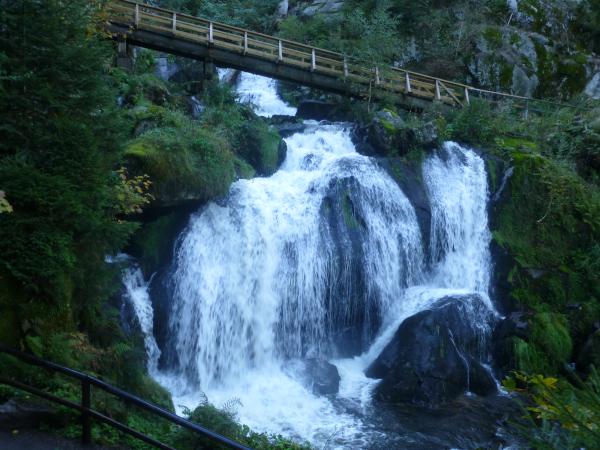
[134,4,140,27]
[172,13,177,34]
[243,32,248,55]
[208,22,214,45]
[405,72,412,93]
[375,67,380,85]
[311,49,316,72]
[464,87,470,105]
[343,57,348,78]
[435,80,441,100]
[278,40,283,62]
[81,377,92,445]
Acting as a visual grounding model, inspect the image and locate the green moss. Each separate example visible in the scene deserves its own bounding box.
[129,212,190,277]
[494,137,538,154]
[557,59,587,97]
[534,41,555,98]
[510,32,522,46]
[234,157,256,179]
[401,147,426,168]
[499,63,513,89]
[512,313,572,374]
[235,119,284,176]
[491,144,599,374]
[125,125,235,206]
[342,193,360,230]
[486,159,499,193]
[483,27,503,50]
[530,312,573,369]
[513,336,549,374]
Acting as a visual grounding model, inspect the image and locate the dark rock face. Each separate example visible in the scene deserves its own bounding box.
[367,294,497,407]
[577,327,600,371]
[277,140,288,169]
[318,175,379,357]
[302,358,341,395]
[492,311,532,374]
[376,158,432,259]
[150,267,179,371]
[268,116,307,137]
[352,112,439,158]
[296,100,339,121]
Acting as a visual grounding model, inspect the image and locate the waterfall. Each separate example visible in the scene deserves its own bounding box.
[236,72,297,117]
[166,121,424,389]
[424,142,493,298]
[122,266,161,375]
[125,73,498,448]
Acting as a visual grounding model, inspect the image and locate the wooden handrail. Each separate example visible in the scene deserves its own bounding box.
[0,344,252,450]
[106,0,588,111]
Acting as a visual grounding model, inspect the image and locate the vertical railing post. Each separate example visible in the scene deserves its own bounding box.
[134,4,140,27]
[343,57,349,78]
[405,72,412,93]
[243,32,248,55]
[208,22,214,45]
[81,377,91,445]
[311,49,316,72]
[172,13,177,34]
[464,87,470,105]
[435,80,441,100]
[525,100,529,120]
[375,66,380,85]
[278,40,283,62]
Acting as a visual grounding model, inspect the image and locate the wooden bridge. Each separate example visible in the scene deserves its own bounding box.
[105,0,554,110]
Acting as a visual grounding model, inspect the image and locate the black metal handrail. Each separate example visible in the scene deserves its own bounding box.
[0,344,252,450]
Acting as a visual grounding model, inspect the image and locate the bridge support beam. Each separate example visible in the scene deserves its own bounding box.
[116,36,134,71]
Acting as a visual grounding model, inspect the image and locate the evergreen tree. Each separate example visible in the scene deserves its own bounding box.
[0,0,134,334]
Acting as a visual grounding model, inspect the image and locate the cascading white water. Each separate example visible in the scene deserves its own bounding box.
[125,73,498,448]
[236,72,297,117]
[122,266,161,375]
[167,121,424,383]
[424,142,493,298]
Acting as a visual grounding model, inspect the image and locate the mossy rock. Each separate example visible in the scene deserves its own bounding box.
[530,312,573,367]
[235,118,286,176]
[512,312,573,374]
[125,125,236,207]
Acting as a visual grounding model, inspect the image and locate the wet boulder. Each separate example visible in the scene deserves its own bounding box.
[319,175,380,357]
[366,294,497,407]
[268,115,307,137]
[352,111,439,158]
[296,100,339,121]
[302,358,341,395]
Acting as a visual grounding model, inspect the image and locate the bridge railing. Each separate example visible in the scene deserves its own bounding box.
[106,0,470,106]
[0,343,251,450]
[106,0,588,111]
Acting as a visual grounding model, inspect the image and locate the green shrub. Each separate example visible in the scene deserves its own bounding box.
[504,371,600,449]
[174,400,311,450]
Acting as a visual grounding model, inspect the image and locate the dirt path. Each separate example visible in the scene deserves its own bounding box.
[0,430,118,450]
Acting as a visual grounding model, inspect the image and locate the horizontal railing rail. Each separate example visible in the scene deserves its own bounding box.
[105,0,589,112]
[0,343,252,450]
